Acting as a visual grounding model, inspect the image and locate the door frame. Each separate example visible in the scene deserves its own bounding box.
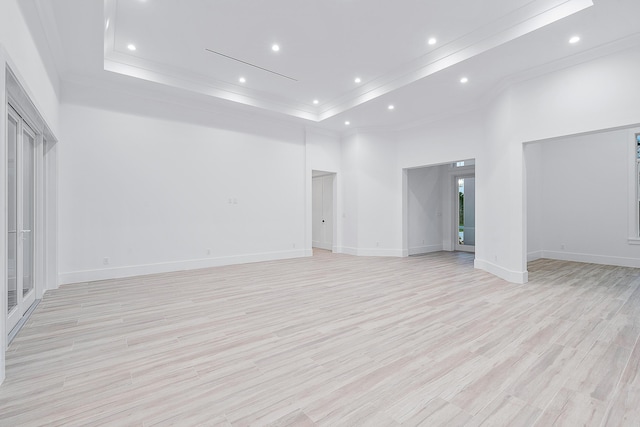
[454,173,476,253]
[6,104,38,333]
[3,65,59,354]
[311,170,337,252]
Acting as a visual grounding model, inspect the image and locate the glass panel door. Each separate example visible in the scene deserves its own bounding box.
[7,106,37,334]
[455,176,475,252]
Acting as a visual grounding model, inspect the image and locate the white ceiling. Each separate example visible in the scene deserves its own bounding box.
[22,0,640,132]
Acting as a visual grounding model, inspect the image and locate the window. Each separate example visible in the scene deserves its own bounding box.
[453,159,475,168]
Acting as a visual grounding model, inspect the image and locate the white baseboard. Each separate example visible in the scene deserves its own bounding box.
[59,249,308,285]
[312,242,332,251]
[408,244,443,256]
[335,246,403,257]
[474,258,528,284]
[337,246,358,256]
[528,250,544,261]
[357,248,404,257]
[540,250,640,269]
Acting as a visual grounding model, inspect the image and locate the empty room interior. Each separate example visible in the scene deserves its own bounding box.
[2,0,640,425]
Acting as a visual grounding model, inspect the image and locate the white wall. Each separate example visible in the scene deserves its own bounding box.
[407,166,445,255]
[339,130,403,256]
[340,132,360,254]
[476,45,640,283]
[527,129,640,267]
[356,131,402,255]
[0,0,61,384]
[397,113,483,169]
[0,0,59,135]
[346,113,481,258]
[525,143,543,260]
[335,46,640,284]
[59,102,307,283]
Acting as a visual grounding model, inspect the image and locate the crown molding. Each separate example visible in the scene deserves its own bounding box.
[101,0,592,123]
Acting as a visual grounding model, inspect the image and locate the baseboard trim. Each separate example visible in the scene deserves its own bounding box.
[356,248,404,257]
[474,259,528,284]
[337,246,358,256]
[312,242,332,251]
[59,249,308,285]
[408,244,443,256]
[335,246,403,257]
[528,250,544,262]
[540,250,640,268]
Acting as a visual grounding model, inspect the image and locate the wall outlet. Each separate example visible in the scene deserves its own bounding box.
[206,248,211,255]
[293,243,296,248]
[561,244,565,250]
[376,242,380,247]
[103,257,109,265]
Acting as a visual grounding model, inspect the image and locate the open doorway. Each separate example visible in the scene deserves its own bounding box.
[312,171,336,251]
[403,159,475,256]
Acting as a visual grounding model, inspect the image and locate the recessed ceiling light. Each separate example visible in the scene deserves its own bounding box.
[388,105,395,110]
[354,77,361,84]
[313,99,319,105]
[272,44,280,52]
[460,77,469,84]
[345,121,350,125]
[569,36,580,44]
[239,77,246,83]
[428,38,437,45]
[127,44,136,51]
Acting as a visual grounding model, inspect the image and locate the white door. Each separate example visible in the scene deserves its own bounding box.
[455,175,475,252]
[312,174,334,250]
[7,106,37,334]
[312,177,323,248]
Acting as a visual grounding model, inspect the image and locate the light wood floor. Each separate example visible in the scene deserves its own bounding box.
[1,250,639,426]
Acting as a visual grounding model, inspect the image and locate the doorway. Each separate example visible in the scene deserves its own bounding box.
[6,105,37,333]
[312,171,335,251]
[455,175,475,252]
[402,159,476,256]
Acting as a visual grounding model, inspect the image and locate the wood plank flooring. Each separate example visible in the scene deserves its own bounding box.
[1,250,640,426]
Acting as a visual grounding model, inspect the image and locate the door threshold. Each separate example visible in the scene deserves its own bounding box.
[8,299,40,345]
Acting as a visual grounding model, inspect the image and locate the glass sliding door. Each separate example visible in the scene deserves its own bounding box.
[6,105,37,334]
